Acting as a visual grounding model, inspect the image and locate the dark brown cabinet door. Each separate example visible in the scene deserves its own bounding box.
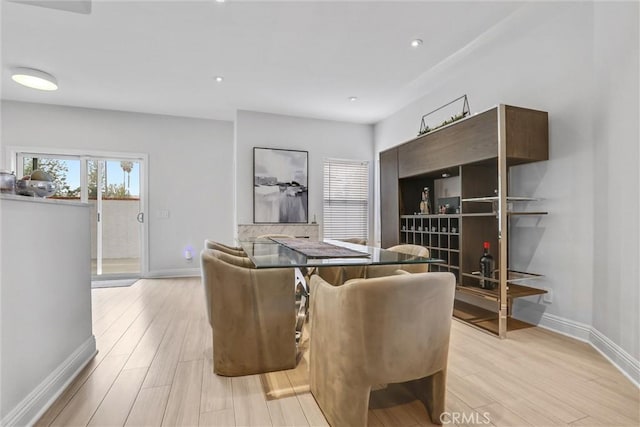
[380,148,399,248]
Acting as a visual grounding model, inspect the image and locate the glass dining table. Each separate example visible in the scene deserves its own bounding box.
[239,238,442,268]
[238,238,444,342]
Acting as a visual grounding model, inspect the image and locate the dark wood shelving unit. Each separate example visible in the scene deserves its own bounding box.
[380,104,549,338]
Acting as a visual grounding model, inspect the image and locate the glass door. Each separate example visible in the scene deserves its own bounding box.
[88,158,143,278]
[13,149,147,280]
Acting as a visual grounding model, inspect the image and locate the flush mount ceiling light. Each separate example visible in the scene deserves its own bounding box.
[215,76,224,83]
[348,96,358,102]
[11,67,58,91]
[410,39,423,48]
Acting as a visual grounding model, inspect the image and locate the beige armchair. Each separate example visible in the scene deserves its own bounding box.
[387,243,429,257]
[316,238,368,285]
[319,244,431,285]
[316,264,365,286]
[338,237,367,245]
[309,272,456,426]
[200,249,297,376]
[365,244,431,278]
[204,239,247,257]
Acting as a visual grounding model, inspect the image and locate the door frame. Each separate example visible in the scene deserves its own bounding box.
[5,146,150,278]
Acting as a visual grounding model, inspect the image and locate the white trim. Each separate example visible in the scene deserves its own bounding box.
[5,145,148,167]
[590,328,640,388]
[91,278,139,289]
[1,336,97,427]
[535,312,592,342]
[522,312,639,388]
[146,267,201,278]
[232,113,238,242]
[97,160,104,275]
[139,156,150,278]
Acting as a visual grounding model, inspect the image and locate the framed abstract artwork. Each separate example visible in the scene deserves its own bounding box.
[253,147,308,224]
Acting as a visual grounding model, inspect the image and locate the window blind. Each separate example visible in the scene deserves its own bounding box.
[323,158,369,240]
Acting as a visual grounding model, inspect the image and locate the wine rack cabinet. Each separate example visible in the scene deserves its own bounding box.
[400,214,460,282]
[380,104,550,338]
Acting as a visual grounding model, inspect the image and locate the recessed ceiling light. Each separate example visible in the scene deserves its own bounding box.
[215,76,224,83]
[215,0,226,3]
[410,39,423,48]
[348,96,358,102]
[11,67,58,91]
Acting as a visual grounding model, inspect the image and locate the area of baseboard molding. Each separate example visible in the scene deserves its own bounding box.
[91,278,139,288]
[146,267,200,278]
[1,336,97,427]
[590,327,640,388]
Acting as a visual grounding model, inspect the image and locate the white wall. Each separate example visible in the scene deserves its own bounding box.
[1,196,95,425]
[591,2,639,365]
[1,101,234,275]
[373,1,638,378]
[235,110,374,241]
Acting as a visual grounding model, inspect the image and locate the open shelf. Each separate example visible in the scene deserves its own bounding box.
[461,196,541,203]
[453,300,536,336]
[456,282,547,302]
[508,211,548,216]
[459,212,496,217]
[462,269,544,285]
[459,211,549,217]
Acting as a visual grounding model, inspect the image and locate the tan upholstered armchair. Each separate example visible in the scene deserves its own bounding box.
[318,243,430,286]
[204,239,247,257]
[365,244,431,279]
[309,271,456,426]
[200,249,297,376]
[339,237,367,245]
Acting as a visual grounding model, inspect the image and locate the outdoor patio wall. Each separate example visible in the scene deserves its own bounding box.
[1,101,234,276]
[89,200,140,259]
[373,2,638,382]
[234,110,375,243]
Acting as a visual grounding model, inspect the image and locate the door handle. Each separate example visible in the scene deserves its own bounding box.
[137,212,144,223]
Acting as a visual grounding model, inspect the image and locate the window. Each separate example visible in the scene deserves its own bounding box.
[20,154,81,199]
[323,158,369,240]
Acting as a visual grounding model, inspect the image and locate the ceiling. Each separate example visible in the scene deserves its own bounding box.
[1,1,524,124]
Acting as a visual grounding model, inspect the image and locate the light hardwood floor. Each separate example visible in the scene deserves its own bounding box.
[37,278,639,427]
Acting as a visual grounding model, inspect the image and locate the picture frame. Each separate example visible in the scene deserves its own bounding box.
[253,147,308,224]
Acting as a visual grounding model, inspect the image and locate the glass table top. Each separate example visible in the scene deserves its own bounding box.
[239,239,443,269]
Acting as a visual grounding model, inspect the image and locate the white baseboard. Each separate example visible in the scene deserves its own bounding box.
[1,335,97,427]
[145,267,200,278]
[523,312,639,388]
[590,328,640,387]
[91,278,139,288]
[536,312,592,342]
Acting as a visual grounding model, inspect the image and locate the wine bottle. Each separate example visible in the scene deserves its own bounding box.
[479,241,494,289]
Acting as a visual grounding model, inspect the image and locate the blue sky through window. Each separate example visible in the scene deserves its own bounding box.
[29,159,140,196]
